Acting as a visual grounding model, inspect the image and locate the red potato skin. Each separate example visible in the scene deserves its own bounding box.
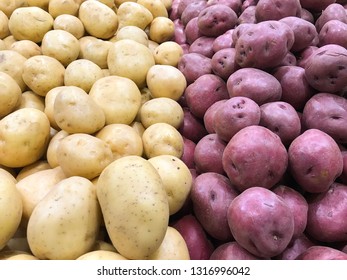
[212,29,234,53]
[238,5,257,24]
[177,0,206,19]
[300,8,314,23]
[296,46,318,68]
[184,17,202,45]
[227,187,295,258]
[211,48,239,80]
[274,234,316,260]
[169,0,182,20]
[178,53,212,84]
[255,0,302,22]
[181,1,208,26]
[207,0,242,15]
[210,241,260,260]
[181,137,196,169]
[173,19,187,45]
[296,246,347,260]
[337,150,347,184]
[178,107,208,143]
[318,20,347,49]
[203,99,227,134]
[300,0,337,13]
[315,3,347,32]
[189,36,215,58]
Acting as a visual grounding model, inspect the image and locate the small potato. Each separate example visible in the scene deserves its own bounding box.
[64,59,104,93]
[27,176,102,260]
[53,14,85,39]
[0,72,22,118]
[0,169,22,250]
[46,130,69,168]
[77,250,127,260]
[140,97,184,129]
[8,7,54,43]
[112,26,149,46]
[149,17,175,43]
[137,0,168,18]
[79,36,112,69]
[153,41,183,66]
[142,123,184,158]
[44,86,65,130]
[9,40,42,58]
[22,55,65,97]
[48,0,80,18]
[89,75,142,125]
[148,155,192,215]
[16,91,45,112]
[130,121,146,137]
[0,108,51,168]
[117,2,153,30]
[0,50,27,91]
[79,0,118,39]
[16,160,51,181]
[0,10,10,39]
[95,124,143,160]
[107,39,155,88]
[146,64,187,101]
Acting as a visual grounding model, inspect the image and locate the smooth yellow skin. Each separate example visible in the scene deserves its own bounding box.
[16,91,45,112]
[77,250,128,260]
[112,25,149,46]
[79,0,118,39]
[0,108,51,168]
[27,176,102,260]
[149,17,175,43]
[43,86,64,130]
[9,40,42,58]
[153,41,184,67]
[0,50,27,91]
[53,14,85,39]
[8,7,54,43]
[0,72,22,118]
[0,169,22,250]
[57,133,113,180]
[53,86,105,134]
[25,0,50,10]
[0,0,27,18]
[96,155,169,260]
[46,130,69,168]
[137,0,168,18]
[48,0,80,18]
[148,155,193,215]
[117,2,153,30]
[79,36,112,69]
[0,39,5,50]
[160,0,172,10]
[0,10,10,39]
[0,250,38,260]
[89,75,142,125]
[130,121,146,138]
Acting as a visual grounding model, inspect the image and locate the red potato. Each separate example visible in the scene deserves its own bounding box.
[272,65,315,111]
[315,3,347,32]
[304,44,347,94]
[259,101,301,147]
[203,99,227,134]
[212,29,234,52]
[227,68,282,105]
[214,96,261,142]
[238,5,257,24]
[302,93,347,144]
[222,125,288,192]
[184,73,229,119]
[181,136,196,169]
[274,234,316,260]
[296,46,318,68]
[177,0,206,19]
[318,20,347,49]
[197,4,238,37]
[210,241,260,260]
[207,0,242,14]
[178,107,208,143]
[184,17,202,45]
[211,48,239,80]
[227,187,295,258]
[191,172,239,241]
[169,0,181,20]
[177,53,212,84]
[188,36,215,58]
[255,0,302,22]
[241,0,259,11]
[300,8,314,23]
[171,214,215,260]
[338,150,347,184]
[296,246,347,260]
[278,51,297,66]
[173,19,187,45]
[305,183,347,243]
[194,133,226,175]
[300,0,337,13]
[181,1,208,26]
[288,129,343,193]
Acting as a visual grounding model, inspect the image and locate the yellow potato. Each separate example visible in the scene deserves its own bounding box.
[0,50,27,91]
[46,130,69,168]
[142,123,184,158]
[96,155,169,259]
[53,86,105,134]
[41,29,80,67]
[0,39,5,50]
[0,169,22,250]
[148,155,192,215]
[0,250,38,260]
[94,0,117,11]
[26,0,50,10]
[2,35,17,48]
[79,36,112,69]
[135,87,152,122]
[117,2,153,30]
[0,71,22,118]
[16,160,51,181]
[77,250,127,260]
[112,25,149,46]
[130,121,146,137]
[0,108,51,168]
[48,0,80,18]
[0,10,10,39]
[153,41,183,66]
[44,86,64,130]
[0,0,27,18]
[137,0,168,18]
[53,14,85,39]
[90,240,117,252]
[22,55,65,97]
[96,124,143,160]
[146,64,187,101]
[160,0,172,10]
[79,0,118,39]
[27,176,102,260]
[107,39,155,88]
[15,90,45,112]
[140,97,184,129]
[89,75,142,125]
[149,16,175,43]
[114,0,136,7]
[147,39,160,54]
[147,227,190,260]
[57,133,113,180]
[64,59,103,93]
[8,7,54,43]
[9,40,42,58]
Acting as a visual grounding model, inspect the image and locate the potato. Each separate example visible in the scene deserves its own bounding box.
[149,17,175,43]
[46,130,69,168]
[112,26,149,46]
[180,1,207,26]
[238,5,257,24]
[27,176,102,260]
[0,250,38,260]
[146,227,190,260]
[22,55,65,97]
[116,2,153,30]
[48,0,80,18]
[57,133,113,180]
[77,250,127,260]
[107,39,155,88]
[178,53,212,84]
[296,246,347,260]
[210,241,259,260]
[0,108,50,168]
[8,7,54,43]
[43,86,63,130]
[9,40,42,59]
[16,160,50,181]
[25,0,50,10]
[53,14,85,39]
[96,155,169,259]
[0,10,9,39]
[130,121,146,137]
[64,59,103,93]
[315,3,347,32]
[153,41,183,67]
[89,75,142,125]
[95,124,143,160]
[79,36,112,69]
[78,0,118,39]
[184,17,202,45]
[173,18,187,44]
[318,19,347,48]
[189,36,215,58]
[203,100,227,134]
[0,169,22,250]
[211,48,239,80]
[90,240,117,252]
[53,86,105,134]
[142,123,184,158]
[255,0,301,21]
[0,71,22,118]
[138,0,168,19]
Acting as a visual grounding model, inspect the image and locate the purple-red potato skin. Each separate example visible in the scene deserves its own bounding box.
[191,172,239,241]
[272,65,315,111]
[274,234,316,260]
[197,4,238,37]
[222,125,288,192]
[306,183,347,243]
[211,48,239,80]
[227,187,295,258]
[185,74,229,119]
[178,107,208,143]
[259,101,301,147]
[203,99,227,134]
[272,185,308,238]
[184,17,202,45]
[178,53,212,84]
[177,0,206,19]
[181,137,196,169]
[210,241,260,260]
[300,0,337,13]
[296,46,318,68]
[315,3,347,32]
[296,246,347,260]
[300,8,315,23]
[212,30,234,53]
[338,151,347,184]
[171,214,214,260]
[238,6,257,24]
[318,20,347,48]
[173,19,187,45]
[194,134,226,175]
[181,1,208,26]
[227,68,282,105]
[189,36,215,58]
[288,129,343,193]
[278,52,297,67]
[169,0,181,20]
[255,0,301,22]
[214,96,261,142]
[207,0,242,14]
[302,93,347,144]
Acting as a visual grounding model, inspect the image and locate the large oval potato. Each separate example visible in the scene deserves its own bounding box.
[116,2,153,30]
[96,155,169,259]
